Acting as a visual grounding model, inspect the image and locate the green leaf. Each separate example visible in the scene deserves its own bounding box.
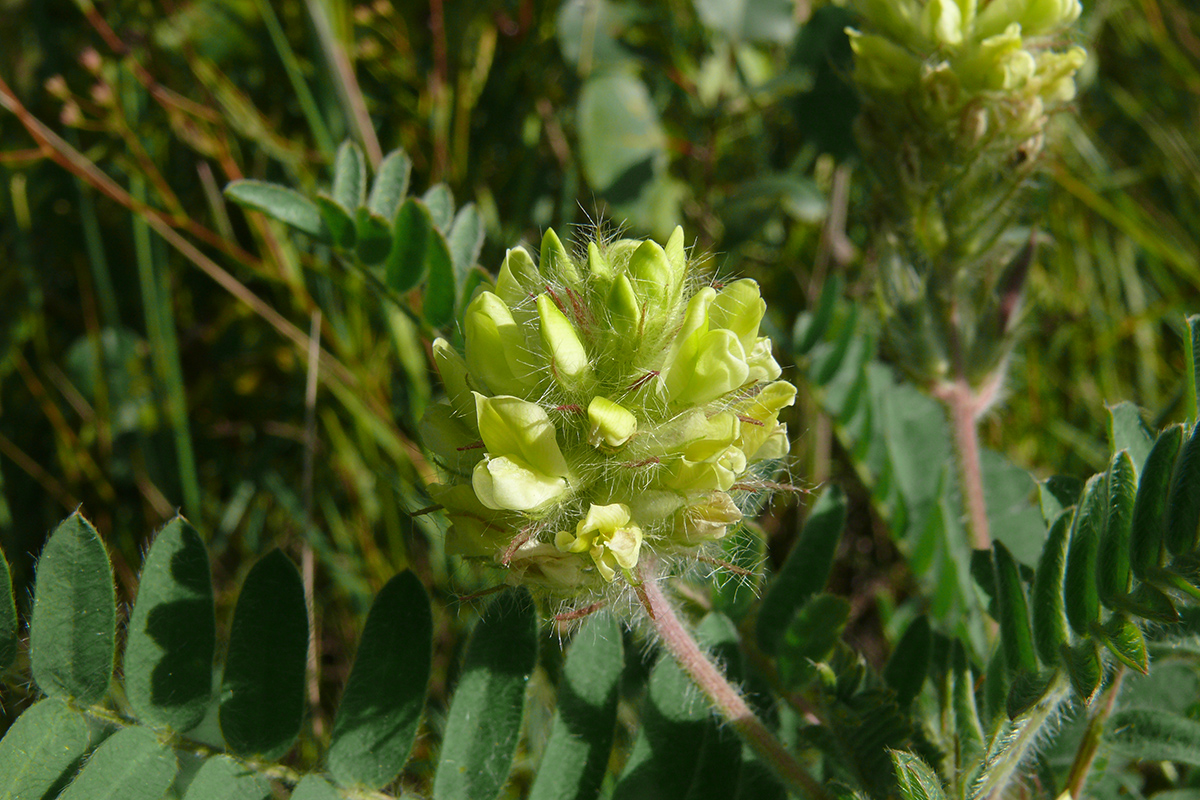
[219,549,308,760]
[354,208,392,266]
[1116,583,1178,624]
[1062,640,1102,701]
[328,571,432,791]
[891,750,948,800]
[125,517,215,731]
[529,614,623,800]
[385,199,431,294]
[1038,475,1082,526]
[0,547,16,669]
[314,194,356,249]
[883,616,930,706]
[756,485,846,655]
[949,642,984,766]
[1032,509,1072,665]
[57,726,177,800]
[1094,613,1148,673]
[30,512,116,704]
[993,541,1039,675]
[368,149,412,220]
[1098,450,1137,603]
[433,588,538,800]
[777,594,849,689]
[447,204,485,292]
[1006,669,1059,718]
[422,184,455,232]
[1064,474,1104,636]
[612,649,709,800]
[224,180,328,240]
[1165,421,1200,555]
[792,274,842,356]
[0,697,89,799]
[1131,424,1183,579]
[181,755,271,800]
[291,774,339,800]
[983,451,1047,568]
[577,72,666,193]
[1105,708,1200,766]
[424,229,456,329]
[1108,402,1154,472]
[332,140,366,211]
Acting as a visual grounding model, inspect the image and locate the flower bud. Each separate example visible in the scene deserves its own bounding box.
[537,294,591,387]
[432,338,476,423]
[540,228,580,285]
[464,292,539,396]
[587,396,637,448]
[496,246,539,307]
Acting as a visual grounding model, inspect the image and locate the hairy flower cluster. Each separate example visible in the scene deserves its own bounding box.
[421,228,794,597]
[850,0,1086,144]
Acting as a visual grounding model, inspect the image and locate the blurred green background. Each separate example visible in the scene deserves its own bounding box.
[0,0,1197,743]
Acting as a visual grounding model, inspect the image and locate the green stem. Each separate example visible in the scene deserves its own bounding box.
[1065,667,1125,798]
[637,562,831,800]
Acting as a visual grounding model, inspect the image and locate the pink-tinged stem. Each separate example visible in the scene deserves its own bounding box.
[935,379,992,551]
[637,564,831,800]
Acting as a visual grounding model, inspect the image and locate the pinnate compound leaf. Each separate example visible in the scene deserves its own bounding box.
[757,485,846,655]
[368,149,412,220]
[1032,509,1072,665]
[422,184,455,232]
[1062,641,1102,702]
[424,229,456,329]
[1095,613,1148,674]
[181,755,271,800]
[126,517,215,731]
[30,512,116,704]
[778,594,849,689]
[291,774,339,800]
[57,726,177,800]
[332,140,366,212]
[1099,450,1137,604]
[434,588,537,800]
[1165,421,1200,556]
[993,541,1038,675]
[328,571,432,791]
[219,549,308,760]
[1038,475,1082,526]
[891,750,948,800]
[385,199,432,294]
[883,616,930,706]
[0,697,89,798]
[1131,424,1183,580]
[1064,475,1104,636]
[224,181,327,240]
[448,204,485,290]
[314,194,356,249]
[354,209,392,266]
[0,547,16,669]
[1108,402,1154,472]
[529,614,623,800]
[1105,708,1200,766]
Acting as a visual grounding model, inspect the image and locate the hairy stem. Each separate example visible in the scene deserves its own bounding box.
[1065,667,1125,798]
[935,379,992,551]
[637,563,831,800]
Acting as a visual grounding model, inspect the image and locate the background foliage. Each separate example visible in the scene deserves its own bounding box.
[3,0,1200,798]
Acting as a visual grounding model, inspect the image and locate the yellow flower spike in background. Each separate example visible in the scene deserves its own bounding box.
[421,226,797,600]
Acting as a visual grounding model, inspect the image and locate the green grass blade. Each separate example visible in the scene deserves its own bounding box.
[57,726,177,800]
[434,588,538,800]
[328,570,432,790]
[30,512,115,704]
[125,517,215,731]
[529,613,623,800]
[219,549,308,760]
